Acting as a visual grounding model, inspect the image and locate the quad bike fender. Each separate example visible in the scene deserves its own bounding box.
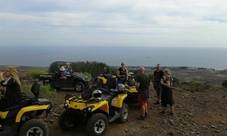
[15,105,50,122]
[0,111,9,119]
[91,101,109,113]
[111,94,127,108]
[97,76,107,84]
[125,86,138,93]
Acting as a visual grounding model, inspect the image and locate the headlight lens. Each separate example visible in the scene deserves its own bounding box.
[64,103,68,108]
[86,106,94,112]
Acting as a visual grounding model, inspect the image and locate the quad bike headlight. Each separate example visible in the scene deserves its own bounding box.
[64,103,68,108]
[85,106,95,112]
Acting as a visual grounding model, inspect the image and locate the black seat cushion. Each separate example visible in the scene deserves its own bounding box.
[106,77,117,89]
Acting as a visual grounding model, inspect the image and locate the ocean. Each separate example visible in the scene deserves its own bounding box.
[0,46,226,70]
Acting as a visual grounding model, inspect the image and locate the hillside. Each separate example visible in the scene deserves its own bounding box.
[1,65,227,135]
[1,65,226,85]
[47,85,227,136]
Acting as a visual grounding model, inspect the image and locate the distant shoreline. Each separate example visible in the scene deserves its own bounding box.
[1,46,226,70]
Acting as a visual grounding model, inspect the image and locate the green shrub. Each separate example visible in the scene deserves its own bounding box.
[172,77,179,86]
[25,70,48,80]
[21,84,56,97]
[148,74,154,81]
[205,83,215,89]
[40,85,56,97]
[82,72,92,78]
[21,84,33,95]
[180,82,190,85]
[189,81,205,91]
[191,81,204,86]
[222,79,227,89]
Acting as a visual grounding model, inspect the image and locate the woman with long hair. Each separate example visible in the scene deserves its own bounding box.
[0,66,22,110]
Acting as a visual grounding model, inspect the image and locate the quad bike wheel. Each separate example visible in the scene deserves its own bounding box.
[18,119,49,136]
[117,103,129,123]
[58,110,76,131]
[87,113,108,136]
[74,82,84,92]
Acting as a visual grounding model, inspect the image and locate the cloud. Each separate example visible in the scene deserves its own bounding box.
[0,0,227,47]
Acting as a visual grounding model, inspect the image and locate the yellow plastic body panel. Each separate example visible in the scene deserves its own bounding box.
[66,100,109,113]
[125,86,138,93]
[0,111,9,119]
[16,105,49,122]
[97,76,107,84]
[111,94,127,108]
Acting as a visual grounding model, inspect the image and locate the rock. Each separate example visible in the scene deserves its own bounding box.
[142,125,150,129]
[169,119,174,125]
[211,125,217,128]
[167,132,174,136]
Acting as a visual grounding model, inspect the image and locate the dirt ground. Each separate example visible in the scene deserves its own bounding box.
[45,85,227,136]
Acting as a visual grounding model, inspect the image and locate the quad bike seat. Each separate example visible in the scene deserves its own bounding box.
[106,77,117,90]
[102,93,116,106]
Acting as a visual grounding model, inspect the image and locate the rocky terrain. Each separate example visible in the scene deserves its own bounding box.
[47,85,227,136]
[1,65,226,135]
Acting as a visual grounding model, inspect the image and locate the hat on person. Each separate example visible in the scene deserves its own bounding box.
[59,66,66,72]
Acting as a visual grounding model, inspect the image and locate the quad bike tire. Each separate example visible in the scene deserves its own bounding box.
[74,82,84,92]
[87,113,108,136]
[58,110,76,131]
[18,119,49,136]
[117,103,129,123]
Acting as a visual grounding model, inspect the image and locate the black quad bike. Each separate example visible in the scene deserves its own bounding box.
[39,61,90,92]
[0,82,52,136]
[58,77,129,136]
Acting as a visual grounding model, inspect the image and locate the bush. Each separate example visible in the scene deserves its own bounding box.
[191,81,204,86]
[82,72,92,78]
[204,83,215,89]
[25,70,48,80]
[40,85,56,97]
[172,77,179,86]
[21,84,56,97]
[148,74,154,81]
[222,79,227,89]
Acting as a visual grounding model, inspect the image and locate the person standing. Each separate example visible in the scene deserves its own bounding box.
[136,67,151,120]
[117,62,128,84]
[153,64,164,104]
[160,69,174,115]
[0,66,22,110]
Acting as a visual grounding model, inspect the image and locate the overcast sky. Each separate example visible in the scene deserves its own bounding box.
[0,0,227,47]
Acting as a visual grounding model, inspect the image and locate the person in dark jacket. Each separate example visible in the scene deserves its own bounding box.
[153,64,164,104]
[116,62,128,84]
[0,66,22,110]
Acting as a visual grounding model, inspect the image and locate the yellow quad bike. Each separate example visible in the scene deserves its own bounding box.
[0,82,52,136]
[58,77,129,136]
[95,73,138,104]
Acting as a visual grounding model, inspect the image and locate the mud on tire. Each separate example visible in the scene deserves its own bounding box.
[87,113,108,136]
[18,119,49,136]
